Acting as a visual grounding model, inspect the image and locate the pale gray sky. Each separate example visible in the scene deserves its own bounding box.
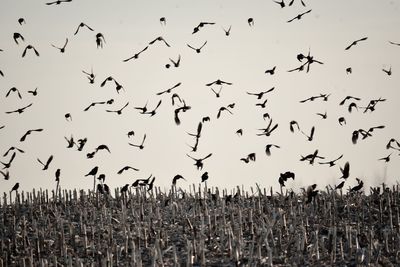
[1,0,399,195]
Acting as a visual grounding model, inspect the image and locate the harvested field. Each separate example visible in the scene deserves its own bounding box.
[1,185,400,266]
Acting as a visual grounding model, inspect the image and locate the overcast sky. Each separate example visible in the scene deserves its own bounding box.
[1,0,399,196]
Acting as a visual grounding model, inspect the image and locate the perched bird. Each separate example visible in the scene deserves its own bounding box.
[201,172,209,182]
[172,174,186,185]
[11,182,19,192]
[22,45,39,57]
[55,168,61,182]
[187,153,212,170]
[187,41,207,53]
[85,166,98,177]
[51,38,68,53]
[74,22,94,35]
[20,128,43,142]
[129,134,146,149]
[287,9,312,23]
[120,184,130,194]
[37,155,53,170]
[345,37,368,50]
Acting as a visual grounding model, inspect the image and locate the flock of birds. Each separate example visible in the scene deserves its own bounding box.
[1,0,399,202]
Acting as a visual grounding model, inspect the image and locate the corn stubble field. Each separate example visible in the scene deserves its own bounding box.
[1,185,400,267]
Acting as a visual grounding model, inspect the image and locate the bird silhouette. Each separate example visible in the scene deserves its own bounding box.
[74,22,94,35]
[13,32,25,44]
[290,120,301,132]
[120,184,129,194]
[278,171,295,187]
[345,37,368,50]
[95,144,111,153]
[123,46,148,62]
[95,33,105,48]
[255,98,268,108]
[389,41,400,46]
[192,22,215,34]
[149,36,170,47]
[257,119,278,136]
[319,154,343,167]
[172,174,186,185]
[346,67,352,74]
[84,101,106,111]
[159,17,166,25]
[156,82,182,95]
[206,79,232,87]
[144,100,162,116]
[129,134,146,149]
[174,102,191,125]
[306,184,318,203]
[382,66,392,76]
[11,182,19,192]
[55,169,61,182]
[236,129,243,136]
[316,112,327,119]
[289,0,306,7]
[340,162,350,179]
[127,131,135,138]
[46,0,72,5]
[378,153,392,162]
[247,87,275,99]
[265,66,276,75]
[222,25,232,36]
[248,18,254,26]
[167,55,181,68]
[6,103,33,114]
[217,106,233,119]
[335,181,345,190]
[134,101,149,114]
[386,138,400,150]
[3,146,24,157]
[0,170,10,180]
[202,116,210,123]
[22,45,39,57]
[301,126,315,141]
[117,166,139,174]
[287,9,312,23]
[265,144,280,156]
[241,152,256,163]
[20,128,43,142]
[273,0,285,8]
[147,176,156,191]
[64,135,75,148]
[18,18,26,25]
[187,41,207,53]
[106,102,129,115]
[1,152,16,169]
[37,155,53,170]
[76,138,87,151]
[51,38,68,53]
[5,87,22,99]
[85,166,98,177]
[350,178,363,192]
[27,88,38,96]
[210,86,223,98]
[187,153,212,170]
[300,149,324,165]
[64,113,72,121]
[339,96,361,106]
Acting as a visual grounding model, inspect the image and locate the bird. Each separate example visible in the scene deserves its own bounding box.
[265,144,280,156]
[255,99,268,108]
[82,68,96,84]
[222,25,232,36]
[306,184,318,203]
[149,36,170,47]
[241,152,256,163]
[123,46,148,62]
[95,144,111,154]
[246,87,275,99]
[76,138,87,151]
[301,126,315,141]
[290,120,301,132]
[187,41,207,53]
[278,171,295,187]
[6,103,33,114]
[11,182,19,192]
[0,170,10,180]
[46,0,72,5]
[20,128,43,142]
[172,174,186,185]
[345,37,368,50]
[85,166,98,177]
[51,38,68,53]
[382,66,392,76]
[319,154,343,167]
[248,18,254,26]
[74,22,94,35]
[129,134,146,149]
[159,17,166,25]
[287,9,312,23]
[273,0,285,8]
[5,87,22,99]
[350,178,363,192]
[18,18,26,25]
[144,100,162,116]
[3,147,24,157]
[300,149,324,165]
[147,177,156,191]
[55,168,61,182]
[217,106,233,119]
[64,113,72,121]
[64,135,75,148]
[339,96,361,106]
[22,45,39,57]
[378,153,392,162]
[95,33,105,48]
[83,101,106,111]
[236,129,243,136]
[174,102,191,125]
[346,67,352,74]
[167,55,181,68]
[299,95,322,103]
[206,79,232,87]
[127,131,135,138]
[340,162,350,179]
[106,102,129,115]
[27,88,38,96]
[120,184,130,194]
[289,0,306,7]
[156,82,182,95]
[265,66,276,75]
[192,22,215,34]
[0,70,3,77]
[386,138,400,150]
[389,41,400,46]
[202,116,210,123]
[117,166,139,174]
[316,112,327,119]
[257,119,278,136]
[348,102,359,113]
[187,153,212,170]
[335,181,345,190]
[201,172,209,182]
[1,152,16,169]
[13,32,25,44]
[210,86,223,98]
[37,155,53,170]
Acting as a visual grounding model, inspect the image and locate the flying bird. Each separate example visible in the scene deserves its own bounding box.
[46,0,72,5]
[13,32,25,44]
[345,37,368,50]
[123,46,148,62]
[278,171,295,187]
[265,144,280,156]
[74,22,94,35]
[27,88,38,96]
[20,128,43,142]
[156,82,182,95]
[187,41,208,53]
[287,9,312,23]
[159,17,166,25]
[248,18,254,26]
[144,100,162,116]
[5,87,22,99]
[117,166,139,174]
[51,38,68,53]
[187,153,212,170]
[265,66,276,75]
[172,174,186,185]
[129,134,146,150]
[340,162,350,179]
[0,170,10,180]
[149,36,170,47]
[1,152,16,169]
[382,66,392,76]
[106,102,129,115]
[350,178,363,192]
[37,155,53,170]
[222,25,232,36]
[167,55,181,68]
[319,154,343,167]
[22,45,40,57]
[246,87,275,99]
[95,33,105,48]
[192,22,215,34]
[18,18,26,25]
[206,79,232,87]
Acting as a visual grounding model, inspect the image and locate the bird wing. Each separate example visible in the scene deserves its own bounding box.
[45,155,54,167]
